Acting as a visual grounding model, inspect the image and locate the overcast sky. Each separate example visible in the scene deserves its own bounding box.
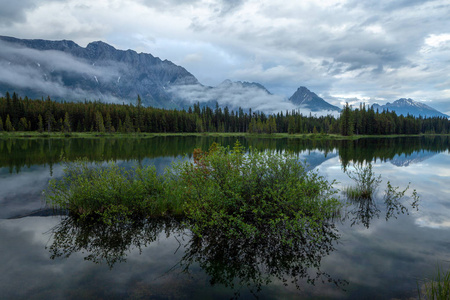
[0,0,449,114]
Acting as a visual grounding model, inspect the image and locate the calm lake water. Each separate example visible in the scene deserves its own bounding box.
[1,136,450,299]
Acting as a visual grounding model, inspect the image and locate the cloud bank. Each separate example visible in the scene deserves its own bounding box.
[0,40,125,103]
[0,0,449,113]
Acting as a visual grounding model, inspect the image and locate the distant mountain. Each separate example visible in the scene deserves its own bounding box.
[0,35,199,108]
[0,36,298,112]
[372,98,449,118]
[0,36,346,114]
[289,86,341,112]
[390,151,437,167]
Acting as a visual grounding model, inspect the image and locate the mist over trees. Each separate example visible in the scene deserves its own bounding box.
[0,92,449,135]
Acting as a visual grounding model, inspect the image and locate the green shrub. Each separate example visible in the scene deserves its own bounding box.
[171,141,341,240]
[44,142,342,242]
[44,159,170,224]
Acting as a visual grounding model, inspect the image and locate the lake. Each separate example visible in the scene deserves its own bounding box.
[1,136,449,299]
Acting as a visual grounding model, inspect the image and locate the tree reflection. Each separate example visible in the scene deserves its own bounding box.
[47,216,185,268]
[180,222,346,297]
[48,215,347,296]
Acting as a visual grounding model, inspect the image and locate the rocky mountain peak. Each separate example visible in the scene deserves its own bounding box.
[0,36,200,107]
[289,86,340,112]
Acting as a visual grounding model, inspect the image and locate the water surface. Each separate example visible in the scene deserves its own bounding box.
[1,136,449,299]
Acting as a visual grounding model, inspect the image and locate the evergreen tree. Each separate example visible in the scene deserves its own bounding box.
[5,114,14,131]
[105,112,112,133]
[95,111,105,132]
[63,112,71,133]
[37,115,44,133]
[269,116,277,134]
[340,103,354,136]
[124,112,133,133]
[45,111,54,132]
[18,117,28,131]
[136,95,143,131]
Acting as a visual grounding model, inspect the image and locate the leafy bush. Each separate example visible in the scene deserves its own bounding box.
[44,159,172,224]
[45,142,342,242]
[171,141,341,240]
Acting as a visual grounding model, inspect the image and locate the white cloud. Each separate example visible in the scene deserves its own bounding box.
[168,82,296,113]
[424,33,450,48]
[0,0,448,111]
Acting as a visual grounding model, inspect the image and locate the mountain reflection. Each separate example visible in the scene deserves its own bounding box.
[48,216,346,296]
[1,135,449,173]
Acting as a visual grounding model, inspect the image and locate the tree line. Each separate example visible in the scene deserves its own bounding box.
[0,92,449,135]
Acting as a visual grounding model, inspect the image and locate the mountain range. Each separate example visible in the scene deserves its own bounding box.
[0,36,448,118]
[0,35,198,108]
[372,98,449,118]
[0,36,341,114]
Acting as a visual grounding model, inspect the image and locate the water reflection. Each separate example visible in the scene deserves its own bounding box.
[343,163,419,229]
[1,136,448,299]
[48,215,346,296]
[48,217,185,268]
[1,136,449,173]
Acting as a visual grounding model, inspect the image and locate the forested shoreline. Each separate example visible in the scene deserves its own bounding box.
[0,92,449,136]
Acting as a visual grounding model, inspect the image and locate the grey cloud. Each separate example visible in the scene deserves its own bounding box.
[346,0,436,11]
[194,0,447,85]
[0,0,36,25]
[0,0,448,112]
[0,0,65,25]
[215,0,244,16]
[138,0,242,15]
[138,0,200,7]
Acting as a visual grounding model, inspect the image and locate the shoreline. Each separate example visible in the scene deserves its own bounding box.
[1,131,448,140]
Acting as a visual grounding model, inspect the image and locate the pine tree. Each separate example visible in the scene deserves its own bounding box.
[45,111,54,132]
[136,95,143,131]
[95,111,105,132]
[37,115,44,133]
[0,117,3,132]
[5,114,14,131]
[340,103,354,136]
[105,112,112,133]
[124,112,133,133]
[63,112,71,133]
[18,117,28,131]
[269,116,277,134]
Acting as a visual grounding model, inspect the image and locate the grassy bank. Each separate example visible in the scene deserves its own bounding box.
[2,130,447,140]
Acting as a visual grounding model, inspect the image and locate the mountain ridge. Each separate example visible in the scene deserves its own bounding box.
[3,36,446,118]
[0,35,199,108]
[372,98,449,118]
[1,36,343,113]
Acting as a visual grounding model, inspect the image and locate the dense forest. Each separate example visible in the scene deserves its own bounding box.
[0,92,449,135]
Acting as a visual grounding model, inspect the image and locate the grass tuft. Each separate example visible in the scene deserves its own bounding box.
[418,265,450,300]
[344,163,381,200]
